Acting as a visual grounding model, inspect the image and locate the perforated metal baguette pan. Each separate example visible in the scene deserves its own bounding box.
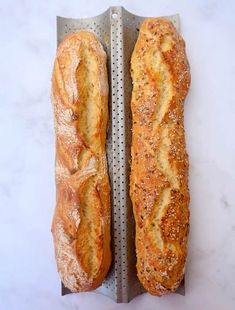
[57,6,185,303]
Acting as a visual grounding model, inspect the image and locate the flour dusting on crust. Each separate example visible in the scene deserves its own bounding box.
[54,223,92,291]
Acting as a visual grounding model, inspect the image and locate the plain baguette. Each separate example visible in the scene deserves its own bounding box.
[130,18,191,295]
[51,31,111,292]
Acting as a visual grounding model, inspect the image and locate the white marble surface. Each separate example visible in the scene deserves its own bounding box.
[0,0,235,309]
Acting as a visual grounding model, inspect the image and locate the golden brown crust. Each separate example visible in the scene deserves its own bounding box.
[51,31,111,292]
[130,18,190,296]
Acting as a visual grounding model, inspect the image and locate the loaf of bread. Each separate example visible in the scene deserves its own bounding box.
[51,31,111,292]
[130,18,190,295]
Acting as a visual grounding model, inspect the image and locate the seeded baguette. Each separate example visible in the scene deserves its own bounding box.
[51,31,111,292]
[130,18,190,296]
